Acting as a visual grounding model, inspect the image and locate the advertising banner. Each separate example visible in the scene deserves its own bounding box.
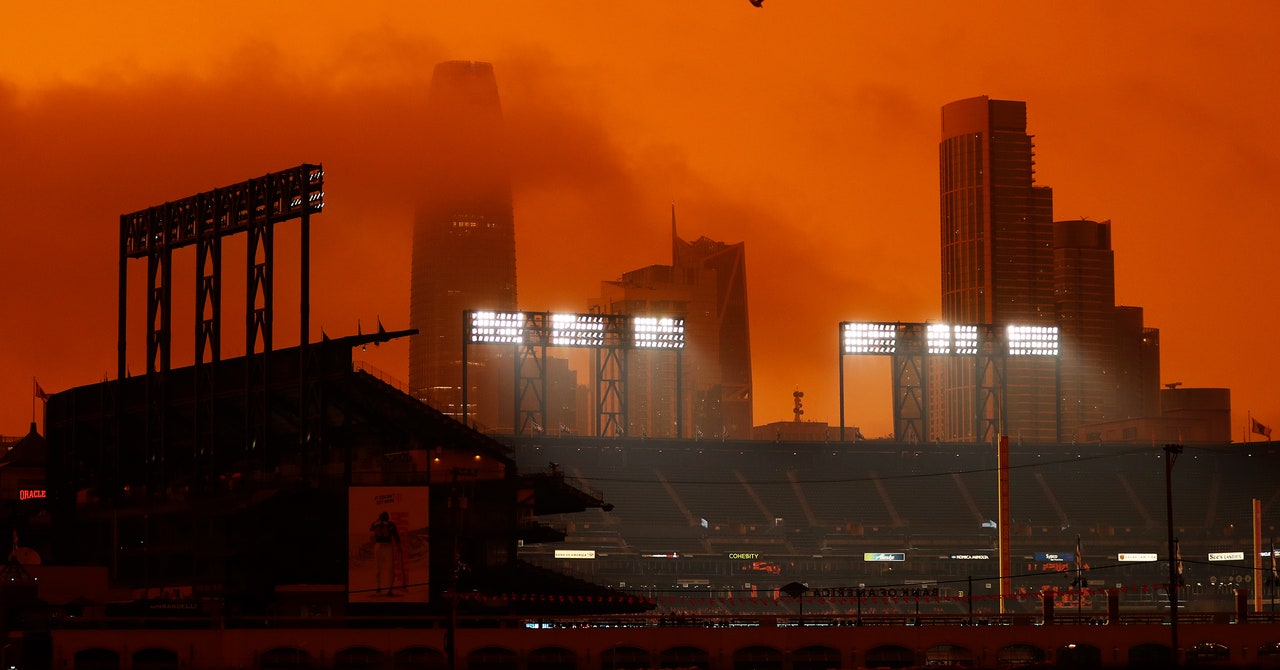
[348,486,430,603]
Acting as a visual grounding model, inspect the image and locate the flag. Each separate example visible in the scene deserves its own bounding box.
[34,379,49,402]
[1251,417,1273,439]
[1175,539,1185,586]
[1071,535,1087,588]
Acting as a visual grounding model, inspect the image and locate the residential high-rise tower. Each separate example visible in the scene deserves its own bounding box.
[1054,219,1120,433]
[936,97,1056,441]
[1055,220,1162,440]
[408,61,517,426]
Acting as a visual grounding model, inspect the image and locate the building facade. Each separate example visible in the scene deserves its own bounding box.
[590,224,753,439]
[1054,219,1120,434]
[937,97,1057,442]
[408,61,517,429]
[1054,220,1162,441]
[934,98,1193,444]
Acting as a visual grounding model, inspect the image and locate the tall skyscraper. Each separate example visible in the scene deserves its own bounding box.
[409,61,517,426]
[590,218,753,438]
[936,97,1056,441]
[1054,219,1120,433]
[673,231,753,437]
[1054,236,1163,441]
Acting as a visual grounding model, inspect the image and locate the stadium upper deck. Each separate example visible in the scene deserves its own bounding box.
[503,435,1280,610]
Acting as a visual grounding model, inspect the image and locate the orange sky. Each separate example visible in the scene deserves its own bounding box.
[2,2,1278,440]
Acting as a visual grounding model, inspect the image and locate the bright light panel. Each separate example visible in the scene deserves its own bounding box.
[551,313,606,347]
[1007,325,1059,356]
[469,311,525,344]
[953,324,978,355]
[927,323,952,354]
[843,322,896,354]
[634,316,685,349]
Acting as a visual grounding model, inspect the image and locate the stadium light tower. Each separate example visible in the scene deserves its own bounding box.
[464,310,685,437]
[837,321,1058,443]
[118,164,325,474]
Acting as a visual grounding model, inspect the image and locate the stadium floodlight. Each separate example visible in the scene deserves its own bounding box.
[842,322,896,355]
[633,316,685,349]
[468,311,525,344]
[551,313,606,347]
[1007,324,1059,356]
[927,323,952,354]
[953,324,978,355]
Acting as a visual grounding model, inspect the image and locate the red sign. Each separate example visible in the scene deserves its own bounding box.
[19,489,46,501]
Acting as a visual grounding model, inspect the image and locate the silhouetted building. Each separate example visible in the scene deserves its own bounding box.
[931,98,1223,444]
[1159,386,1230,440]
[409,61,517,429]
[591,221,752,438]
[0,423,48,562]
[936,96,1057,442]
[1054,219,1118,432]
[545,356,590,437]
[1114,307,1162,419]
[750,420,831,442]
[43,338,621,615]
[674,230,753,437]
[1053,220,1161,439]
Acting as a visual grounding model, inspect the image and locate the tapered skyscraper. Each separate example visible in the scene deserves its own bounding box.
[409,61,517,424]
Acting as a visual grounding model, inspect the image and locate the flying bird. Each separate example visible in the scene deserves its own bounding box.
[749,0,764,6]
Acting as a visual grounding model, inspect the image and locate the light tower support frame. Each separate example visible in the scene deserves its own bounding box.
[837,321,1057,443]
[117,164,325,487]
[463,310,684,437]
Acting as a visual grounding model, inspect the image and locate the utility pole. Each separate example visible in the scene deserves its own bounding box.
[1164,443,1183,667]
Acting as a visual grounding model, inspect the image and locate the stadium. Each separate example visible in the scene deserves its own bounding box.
[509,435,1280,618]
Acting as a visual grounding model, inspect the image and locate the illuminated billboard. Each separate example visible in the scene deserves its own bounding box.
[554,549,597,559]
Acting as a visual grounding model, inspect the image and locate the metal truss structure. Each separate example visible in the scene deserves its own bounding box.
[117,164,324,488]
[838,321,1058,444]
[463,310,684,437]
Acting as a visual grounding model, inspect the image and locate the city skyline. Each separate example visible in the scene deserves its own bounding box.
[1,3,1277,440]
